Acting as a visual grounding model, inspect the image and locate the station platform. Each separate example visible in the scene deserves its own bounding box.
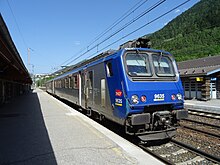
[185,99,220,114]
[0,88,163,165]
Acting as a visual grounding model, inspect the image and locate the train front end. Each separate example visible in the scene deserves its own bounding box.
[120,42,188,141]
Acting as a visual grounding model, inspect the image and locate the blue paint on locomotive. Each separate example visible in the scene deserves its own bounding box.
[49,46,184,123]
[105,48,184,120]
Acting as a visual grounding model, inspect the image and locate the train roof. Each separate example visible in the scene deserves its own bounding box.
[50,47,172,82]
[52,49,119,81]
[48,37,172,82]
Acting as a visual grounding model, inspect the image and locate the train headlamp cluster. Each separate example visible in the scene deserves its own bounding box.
[171,93,183,100]
[176,93,183,100]
[131,95,139,104]
[131,95,147,104]
[131,93,182,104]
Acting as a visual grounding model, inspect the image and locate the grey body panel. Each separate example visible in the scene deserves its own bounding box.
[52,62,125,125]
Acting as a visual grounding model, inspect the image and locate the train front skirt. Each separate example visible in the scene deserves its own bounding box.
[137,127,176,141]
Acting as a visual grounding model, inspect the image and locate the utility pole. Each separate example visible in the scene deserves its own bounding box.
[27,48,30,72]
[27,48,35,88]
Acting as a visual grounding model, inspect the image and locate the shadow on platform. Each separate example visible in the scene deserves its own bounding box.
[0,92,57,164]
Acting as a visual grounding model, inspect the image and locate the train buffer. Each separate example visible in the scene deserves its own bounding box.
[0,88,163,165]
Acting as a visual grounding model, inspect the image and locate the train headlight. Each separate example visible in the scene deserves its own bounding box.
[176,93,182,100]
[131,95,139,104]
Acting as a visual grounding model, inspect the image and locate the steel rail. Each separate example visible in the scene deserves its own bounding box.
[180,125,220,138]
[138,143,174,165]
[182,118,220,129]
[188,108,220,119]
[171,139,220,164]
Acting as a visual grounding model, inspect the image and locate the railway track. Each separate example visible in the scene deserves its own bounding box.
[180,108,220,138]
[187,108,220,119]
[137,108,220,164]
[181,123,220,138]
[139,139,220,165]
[55,97,220,164]
[187,108,220,125]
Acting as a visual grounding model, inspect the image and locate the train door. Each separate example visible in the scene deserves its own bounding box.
[52,80,55,94]
[80,70,94,109]
[78,73,82,106]
[80,70,86,109]
[85,70,94,109]
[101,79,106,108]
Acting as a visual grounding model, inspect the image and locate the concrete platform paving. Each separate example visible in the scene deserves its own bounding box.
[0,89,163,165]
[185,99,220,114]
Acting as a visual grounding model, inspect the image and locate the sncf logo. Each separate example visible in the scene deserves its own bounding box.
[115,89,122,97]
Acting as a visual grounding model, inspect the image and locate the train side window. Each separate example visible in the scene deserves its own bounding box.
[73,75,79,89]
[69,77,72,88]
[65,78,69,88]
[106,62,113,77]
[88,71,93,89]
[62,79,65,88]
[59,80,61,88]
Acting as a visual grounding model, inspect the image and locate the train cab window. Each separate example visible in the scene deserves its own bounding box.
[152,54,175,77]
[106,62,113,77]
[125,53,151,77]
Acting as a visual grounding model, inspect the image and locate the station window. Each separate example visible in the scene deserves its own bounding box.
[190,80,196,91]
[197,82,202,91]
[184,81,190,91]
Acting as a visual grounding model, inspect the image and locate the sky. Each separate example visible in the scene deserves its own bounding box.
[0,0,200,74]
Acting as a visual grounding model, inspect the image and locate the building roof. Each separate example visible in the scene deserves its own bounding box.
[177,55,220,77]
[0,14,32,84]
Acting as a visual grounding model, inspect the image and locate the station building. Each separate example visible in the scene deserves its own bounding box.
[178,55,220,100]
[0,14,32,104]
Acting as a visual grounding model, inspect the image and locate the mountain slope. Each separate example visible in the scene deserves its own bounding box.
[147,0,220,61]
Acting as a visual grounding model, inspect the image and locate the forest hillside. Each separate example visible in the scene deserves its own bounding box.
[147,0,220,61]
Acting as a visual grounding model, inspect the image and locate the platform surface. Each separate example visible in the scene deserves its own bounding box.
[185,99,220,113]
[0,89,163,165]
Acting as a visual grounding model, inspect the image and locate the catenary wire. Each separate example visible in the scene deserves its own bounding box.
[85,0,192,60]
[87,0,149,46]
[64,0,166,66]
[6,0,29,49]
[59,0,148,67]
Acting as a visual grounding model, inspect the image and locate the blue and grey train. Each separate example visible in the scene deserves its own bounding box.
[46,38,188,141]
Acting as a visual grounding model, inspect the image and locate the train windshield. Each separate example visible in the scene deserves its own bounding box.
[125,53,152,76]
[125,51,176,79]
[152,54,175,77]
